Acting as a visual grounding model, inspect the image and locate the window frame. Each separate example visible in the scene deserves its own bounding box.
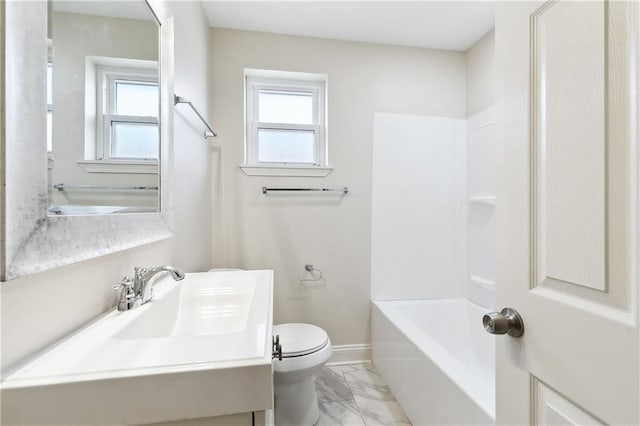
[243,71,330,176]
[96,65,159,162]
[46,39,53,159]
[46,62,53,156]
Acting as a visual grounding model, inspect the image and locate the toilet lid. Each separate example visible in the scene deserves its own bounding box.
[273,323,329,357]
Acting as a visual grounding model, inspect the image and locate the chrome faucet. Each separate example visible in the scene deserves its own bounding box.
[134,265,185,305]
[114,265,185,311]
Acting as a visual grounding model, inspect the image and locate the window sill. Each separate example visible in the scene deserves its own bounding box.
[77,160,158,174]
[239,164,333,177]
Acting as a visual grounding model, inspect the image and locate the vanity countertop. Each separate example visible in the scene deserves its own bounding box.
[1,269,274,425]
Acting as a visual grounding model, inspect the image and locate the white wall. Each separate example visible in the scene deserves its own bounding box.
[1,1,213,372]
[371,113,465,301]
[465,30,495,118]
[209,28,466,349]
[371,30,496,305]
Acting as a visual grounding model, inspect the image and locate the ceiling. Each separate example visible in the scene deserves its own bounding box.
[202,1,495,52]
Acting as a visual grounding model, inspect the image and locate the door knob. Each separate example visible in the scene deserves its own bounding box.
[482,308,524,337]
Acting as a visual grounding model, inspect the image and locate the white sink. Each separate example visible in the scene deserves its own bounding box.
[1,270,274,425]
[115,273,257,339]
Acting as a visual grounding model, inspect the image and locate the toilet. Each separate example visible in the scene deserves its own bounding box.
[208,269,332,424]
[272,323,332,426]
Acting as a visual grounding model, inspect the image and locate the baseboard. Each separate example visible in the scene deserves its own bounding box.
[327,344,372,366]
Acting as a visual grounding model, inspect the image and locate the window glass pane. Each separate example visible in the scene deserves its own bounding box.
[115,82,158,117]
[47,63,53,106]
[258,91,313,124]
[257,128,315,163]
[111,122,158,159]
[46,111,53,153]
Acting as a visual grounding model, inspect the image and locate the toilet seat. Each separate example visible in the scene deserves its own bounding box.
[273,323,329,358]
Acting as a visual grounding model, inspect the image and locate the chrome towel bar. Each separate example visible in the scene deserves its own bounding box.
[174,94,217,139]
[51,184,158,191]
[262,186,349,194]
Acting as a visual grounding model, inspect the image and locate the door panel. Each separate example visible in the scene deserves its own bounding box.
[532,1,606,292]
[496,1,639,424]
[532,378,605,425]
[531,0,635,310]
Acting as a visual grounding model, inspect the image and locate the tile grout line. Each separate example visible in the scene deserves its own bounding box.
[337,364,369,426]
[317,366,357,404]
[342,363,413,426]
[319,363,412,426]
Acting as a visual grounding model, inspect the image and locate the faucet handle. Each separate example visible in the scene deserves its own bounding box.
[113,276,136,311]
[134,267,147,279]
[113,276,134,290]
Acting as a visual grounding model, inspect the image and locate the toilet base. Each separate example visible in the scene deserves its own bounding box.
[274,374,319,426]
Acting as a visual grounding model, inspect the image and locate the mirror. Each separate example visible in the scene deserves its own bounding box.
[1,0,174,280]
[48,1,160,215]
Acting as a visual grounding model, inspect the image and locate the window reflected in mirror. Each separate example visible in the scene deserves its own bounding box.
[47,1,160,216]
[46,60,53,154]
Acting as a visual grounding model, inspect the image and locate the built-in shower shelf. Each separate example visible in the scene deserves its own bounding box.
[469,196,496,207]
[469,275,496,291]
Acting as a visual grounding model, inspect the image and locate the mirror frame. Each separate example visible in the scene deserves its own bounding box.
[0,0,174,281]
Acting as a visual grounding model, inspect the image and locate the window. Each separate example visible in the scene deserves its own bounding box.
[96,66,158,161]
[46,39,53,156]
[242,69,330,177]
[46,62,53,154]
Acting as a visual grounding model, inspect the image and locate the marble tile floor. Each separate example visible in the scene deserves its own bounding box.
[314,362,412,426]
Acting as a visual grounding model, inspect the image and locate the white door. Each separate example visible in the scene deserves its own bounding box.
[496,1,639,424]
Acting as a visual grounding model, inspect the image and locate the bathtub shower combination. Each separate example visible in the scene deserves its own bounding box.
[371,110,497,424]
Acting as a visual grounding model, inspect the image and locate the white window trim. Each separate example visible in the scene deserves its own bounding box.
[94,65,159,163]
[77,159,158,174]
[46,39,53,159]
[242,71,331,177]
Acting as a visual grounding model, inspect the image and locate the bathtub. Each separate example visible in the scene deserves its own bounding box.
[372,299,495,425]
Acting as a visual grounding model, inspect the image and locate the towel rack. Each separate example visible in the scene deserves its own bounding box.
[262,186,349,195]
[174,94,217,139]
[51,184,158,191]
[298,264,324,283]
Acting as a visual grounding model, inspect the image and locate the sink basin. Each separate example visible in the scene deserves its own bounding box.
[1,270,274,425]
[115,273,257,339]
